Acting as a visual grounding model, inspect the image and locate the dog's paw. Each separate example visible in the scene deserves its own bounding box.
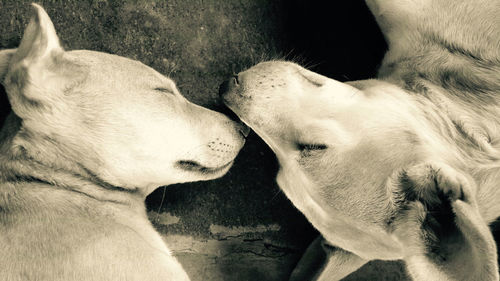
[392,162,478,255]
[392,163,497,280]
[400,162,473,207]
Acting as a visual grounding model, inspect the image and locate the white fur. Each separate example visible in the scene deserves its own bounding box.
[223,0,500,280]
[0,4,246,280]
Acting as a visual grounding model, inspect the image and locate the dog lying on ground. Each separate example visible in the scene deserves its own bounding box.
[0,4,247,281]
[221,0,500,280]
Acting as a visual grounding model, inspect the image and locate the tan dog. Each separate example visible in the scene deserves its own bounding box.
[0,4,247,281]
[221,0,500,280]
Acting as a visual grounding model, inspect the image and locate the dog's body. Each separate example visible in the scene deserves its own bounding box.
[222,0,500,280]
[0,5,246,280]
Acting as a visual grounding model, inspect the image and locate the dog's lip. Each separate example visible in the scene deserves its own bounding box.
[176,160,234,174]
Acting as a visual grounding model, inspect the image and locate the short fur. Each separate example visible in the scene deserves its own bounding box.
[222,0,500,280]
[0,4,246,281]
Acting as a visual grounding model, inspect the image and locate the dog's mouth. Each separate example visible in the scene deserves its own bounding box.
[176,160,234,174]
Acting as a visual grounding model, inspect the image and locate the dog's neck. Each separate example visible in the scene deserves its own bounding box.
[0,112,143,207]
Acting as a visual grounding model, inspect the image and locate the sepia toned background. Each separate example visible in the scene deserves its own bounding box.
[3,1,495,280]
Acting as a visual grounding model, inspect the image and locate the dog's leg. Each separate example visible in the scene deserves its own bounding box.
[290,236,367,281]
[290,236,327,281]
[393,163,499,281]
[314,246,367,281]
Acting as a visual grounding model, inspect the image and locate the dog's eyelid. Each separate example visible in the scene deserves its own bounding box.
[296,143,328,158]
[297,143,328,151]
[154,87,175,95]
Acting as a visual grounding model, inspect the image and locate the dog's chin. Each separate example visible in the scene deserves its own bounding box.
[176,160,234,179]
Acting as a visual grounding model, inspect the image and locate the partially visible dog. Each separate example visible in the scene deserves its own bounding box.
[0,4,247,281]
[222,0,500,280]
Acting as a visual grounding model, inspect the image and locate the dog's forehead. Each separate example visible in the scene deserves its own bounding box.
[244,60,298,76]
[67,50,169,86]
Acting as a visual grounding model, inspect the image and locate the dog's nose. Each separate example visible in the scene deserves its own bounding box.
[218,75,239,98]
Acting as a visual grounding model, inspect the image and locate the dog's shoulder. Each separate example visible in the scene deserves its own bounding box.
[370,0,500,167]
[0,179,189,281]
[371,0,500,106]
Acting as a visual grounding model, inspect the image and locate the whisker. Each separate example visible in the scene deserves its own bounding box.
[271,188,283,202]
[154,186,167,222]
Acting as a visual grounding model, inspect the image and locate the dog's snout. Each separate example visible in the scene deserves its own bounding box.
[217,74,250,137]
[211,99,250,138]
[218,75,240,98]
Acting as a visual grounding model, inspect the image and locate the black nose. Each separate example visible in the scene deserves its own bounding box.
[218,75,239,98]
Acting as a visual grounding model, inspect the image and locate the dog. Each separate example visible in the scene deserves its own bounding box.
[221,0,500,280]
[0,4,247,281]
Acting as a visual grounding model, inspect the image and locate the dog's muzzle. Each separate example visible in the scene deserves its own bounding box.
[218,75,239,98]
[217,76,250,138]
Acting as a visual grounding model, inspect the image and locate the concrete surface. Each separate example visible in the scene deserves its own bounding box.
[1,1,497,280]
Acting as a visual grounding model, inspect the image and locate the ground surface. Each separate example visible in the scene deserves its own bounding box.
[1,1,488,280]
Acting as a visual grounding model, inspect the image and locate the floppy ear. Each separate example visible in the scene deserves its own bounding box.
[394,163,499,281]
[4,4,65,118]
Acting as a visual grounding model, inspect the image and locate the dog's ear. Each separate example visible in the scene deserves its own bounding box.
[4,4,68,118]
[394,163,499,281]
[11,3,62,66]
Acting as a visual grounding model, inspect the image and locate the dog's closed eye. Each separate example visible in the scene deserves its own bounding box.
[297,143,328,157]
[154,87,175,95]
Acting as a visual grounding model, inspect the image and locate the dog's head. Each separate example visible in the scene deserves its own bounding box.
[221,61,424,258]
[0,4,247,194]
[221,61,497,274]
[222,61,424,222]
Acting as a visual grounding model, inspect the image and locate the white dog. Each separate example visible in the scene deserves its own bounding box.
[222,0,500,280]
[0,4,247,281]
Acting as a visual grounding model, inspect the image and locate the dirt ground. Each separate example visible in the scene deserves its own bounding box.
[2,1,497,280]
